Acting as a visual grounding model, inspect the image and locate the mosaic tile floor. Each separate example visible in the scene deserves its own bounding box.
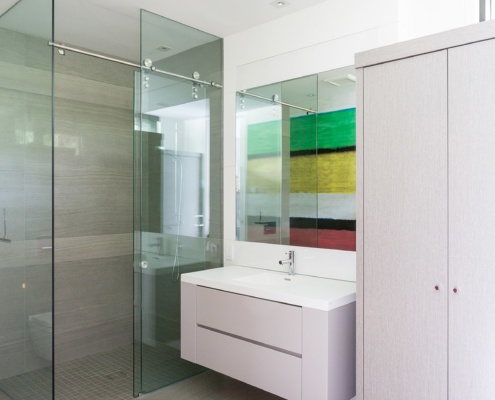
[0,342,204,400]
[146,370,284,400]
[54,344,133,400]
[0,391,13,400]
[0,365,52,400]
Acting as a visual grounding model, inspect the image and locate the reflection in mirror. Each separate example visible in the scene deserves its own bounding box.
[236,66,356,251]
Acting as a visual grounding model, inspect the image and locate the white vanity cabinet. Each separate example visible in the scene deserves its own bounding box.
[356,20,495,400]
[181,267,356,400]
[195,286,302,399]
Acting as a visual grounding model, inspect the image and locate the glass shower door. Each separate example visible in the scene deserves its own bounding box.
[0,0,53,399]
[135,71,209,395]
[134,10,226,394]
[134,10,223,395]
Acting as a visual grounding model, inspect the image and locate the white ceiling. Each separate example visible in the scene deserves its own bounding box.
[131,0,330,37]
[0,0,330,61]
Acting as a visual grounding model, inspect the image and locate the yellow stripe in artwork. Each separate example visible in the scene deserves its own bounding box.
[247,157,281,194]
[249,152,355,194]
[290,155,318,193]
[318,152,355,193]
[290,152,355,194]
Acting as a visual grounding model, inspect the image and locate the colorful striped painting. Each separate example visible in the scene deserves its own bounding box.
[246,108,356,251]
[291,108,356,250]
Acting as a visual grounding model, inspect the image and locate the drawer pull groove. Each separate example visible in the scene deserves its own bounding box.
[197,324,302,358]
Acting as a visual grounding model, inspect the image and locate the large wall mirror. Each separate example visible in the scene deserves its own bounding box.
[235,66,356,251]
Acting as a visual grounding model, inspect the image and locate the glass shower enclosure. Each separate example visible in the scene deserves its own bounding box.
[133,10,223,395]
[0,3,222,398]
[0,0,54,399]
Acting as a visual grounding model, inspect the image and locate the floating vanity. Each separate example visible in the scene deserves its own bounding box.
[181,266,356,400]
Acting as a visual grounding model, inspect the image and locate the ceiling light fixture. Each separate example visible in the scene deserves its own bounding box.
[270,0,290,8]
[322,74,356,87]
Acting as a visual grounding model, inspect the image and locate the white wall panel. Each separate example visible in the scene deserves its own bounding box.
[234,24,397,91]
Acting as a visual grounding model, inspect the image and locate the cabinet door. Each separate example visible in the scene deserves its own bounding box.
[363,50,448,399]
[449,38,495,400]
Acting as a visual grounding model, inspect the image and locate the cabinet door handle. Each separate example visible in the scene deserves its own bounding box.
[453,287,458,293]
[435,285,440,291]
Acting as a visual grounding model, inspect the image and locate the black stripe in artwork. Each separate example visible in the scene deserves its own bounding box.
[248,152,281,160]
[290,217,356,231]
[247,146,356,159]
[318,146,356,155]
[290,146,356,157]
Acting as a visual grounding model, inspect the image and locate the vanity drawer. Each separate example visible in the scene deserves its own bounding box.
[197,286,302,354]
[197,326,301,400]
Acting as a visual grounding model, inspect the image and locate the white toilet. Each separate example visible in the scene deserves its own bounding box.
[28,312,52,361]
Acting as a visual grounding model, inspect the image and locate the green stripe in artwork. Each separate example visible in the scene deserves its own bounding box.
[317,108,356,150]
[290,114,317,152]
[290,108,356,152]
[247,108,355,156]
[247,120,281,156]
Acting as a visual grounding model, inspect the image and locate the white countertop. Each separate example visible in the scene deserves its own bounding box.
[181,265,356,311]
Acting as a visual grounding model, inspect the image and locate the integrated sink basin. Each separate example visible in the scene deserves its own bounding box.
[181,265,356,311]
[234,271,297,286]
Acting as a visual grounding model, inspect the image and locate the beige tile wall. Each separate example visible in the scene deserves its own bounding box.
[53,50,136,364]
[0,27,53,379]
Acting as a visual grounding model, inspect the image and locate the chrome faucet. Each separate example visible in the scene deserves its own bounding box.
[279,250,295,275]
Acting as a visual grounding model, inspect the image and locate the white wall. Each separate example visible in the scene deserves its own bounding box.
[398,0,478,41]
[225,0,398,89]
[222,0,478,281]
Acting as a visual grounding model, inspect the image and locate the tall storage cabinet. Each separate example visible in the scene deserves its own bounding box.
[356,20,495,400]
[448,37,495,400]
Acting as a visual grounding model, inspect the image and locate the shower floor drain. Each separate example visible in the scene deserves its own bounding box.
[103,370,128,380]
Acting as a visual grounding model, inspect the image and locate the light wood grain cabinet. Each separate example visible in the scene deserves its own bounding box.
[356,21,495,400]
[448,37,495,400]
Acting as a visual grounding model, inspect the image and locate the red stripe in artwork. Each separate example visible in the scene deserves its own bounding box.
[290,228,356,251]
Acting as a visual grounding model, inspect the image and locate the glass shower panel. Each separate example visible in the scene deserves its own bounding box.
[0,0,53,399]
[135,10,223,395]
[136,73,208,395]
[137,71,209,394]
